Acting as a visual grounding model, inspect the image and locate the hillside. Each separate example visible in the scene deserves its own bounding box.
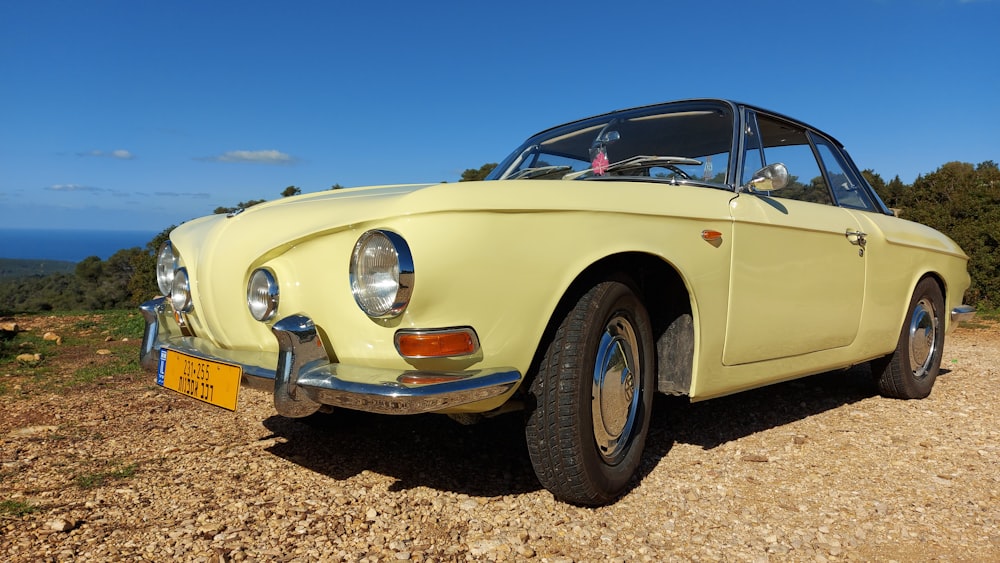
[0,258,76,281]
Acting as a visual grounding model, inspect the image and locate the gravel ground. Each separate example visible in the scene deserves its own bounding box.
[1,317,998,562]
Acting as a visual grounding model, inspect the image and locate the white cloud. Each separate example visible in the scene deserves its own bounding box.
[47,184,106,192]
[77,149,136,160]
[154,191,211,199]
[199,149,296,164]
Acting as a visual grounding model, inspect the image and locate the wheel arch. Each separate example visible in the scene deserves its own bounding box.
[905,270,947,326]
[522,251,696,398]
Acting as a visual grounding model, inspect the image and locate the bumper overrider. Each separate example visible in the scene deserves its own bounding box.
[139,297,521,416]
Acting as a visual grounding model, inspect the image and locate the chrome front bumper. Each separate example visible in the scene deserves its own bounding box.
[951,305,976,324]
[139,298,521,417]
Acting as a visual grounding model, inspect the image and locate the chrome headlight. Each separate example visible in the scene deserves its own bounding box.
[156,242,178,296]
[350,229,414,318]
[247,268,279,321]
[170,267,193,313]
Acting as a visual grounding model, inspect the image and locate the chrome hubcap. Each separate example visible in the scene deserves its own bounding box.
[907,298,938,379]
[592,315,640,464]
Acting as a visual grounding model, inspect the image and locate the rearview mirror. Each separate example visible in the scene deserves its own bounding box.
[744,163,789,193]
[597,130,620,144]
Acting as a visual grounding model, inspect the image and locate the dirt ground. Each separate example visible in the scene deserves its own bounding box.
[1,315,998,562]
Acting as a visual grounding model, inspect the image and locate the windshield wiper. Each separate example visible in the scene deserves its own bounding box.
[505,165,573,180]
[562,155,703,180]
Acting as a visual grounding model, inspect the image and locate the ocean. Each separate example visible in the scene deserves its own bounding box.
[0,228,162,262]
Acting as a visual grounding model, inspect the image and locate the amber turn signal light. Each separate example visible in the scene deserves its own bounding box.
[395,328,480,359]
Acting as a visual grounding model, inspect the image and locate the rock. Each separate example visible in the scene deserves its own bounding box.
[47,518,79,532]
[43,332,63,345]
[0,322,19,342]
[516,545,536,558]
[10,425,58,437]
[15,353,41,365]
[105,336,115,342]
[741,454,769,463]
[96,349,113,356]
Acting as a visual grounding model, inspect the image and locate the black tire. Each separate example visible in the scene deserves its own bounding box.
[525,279,655,506]
[872,278,945,399]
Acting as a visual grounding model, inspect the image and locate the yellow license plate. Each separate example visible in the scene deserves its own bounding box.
[156,349,242,411]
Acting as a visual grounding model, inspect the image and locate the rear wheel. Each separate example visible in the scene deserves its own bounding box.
[525,280,654,506]
[872,278,944,399]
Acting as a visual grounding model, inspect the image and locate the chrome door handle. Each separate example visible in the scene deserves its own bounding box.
[845,229,867,247]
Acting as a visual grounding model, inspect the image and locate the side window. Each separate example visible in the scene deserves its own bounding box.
[754,114,832,206]
[812,134,876,211]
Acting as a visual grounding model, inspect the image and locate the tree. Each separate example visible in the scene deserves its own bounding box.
[281,186,301,197]
[330,183,346,190]
[213,199,267,215]
[75,256,104,283]
[890,161,1000,309]
[459,163,497,182]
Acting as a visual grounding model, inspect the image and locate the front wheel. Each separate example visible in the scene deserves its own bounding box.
[871,277,945,399]
[525,280,654,506]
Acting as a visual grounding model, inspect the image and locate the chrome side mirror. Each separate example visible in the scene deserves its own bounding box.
[743,163,789,193]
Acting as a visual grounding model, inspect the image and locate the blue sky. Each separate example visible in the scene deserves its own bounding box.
[1,0,997,232]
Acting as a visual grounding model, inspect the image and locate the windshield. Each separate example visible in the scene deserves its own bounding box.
[489,101,735,187]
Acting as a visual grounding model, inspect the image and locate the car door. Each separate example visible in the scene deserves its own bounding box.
[723,112,867,366]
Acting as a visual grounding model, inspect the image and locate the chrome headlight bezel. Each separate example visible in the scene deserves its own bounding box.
[170,267,193,313]
[156,241,179,297]
[349,229,414,319]
[247,268,280,322]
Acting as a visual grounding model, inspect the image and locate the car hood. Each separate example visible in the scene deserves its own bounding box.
[168,178,736,271]
[168,183,452,348]
[171,183,438,258]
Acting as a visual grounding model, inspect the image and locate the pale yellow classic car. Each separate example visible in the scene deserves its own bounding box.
[141,99,975,505]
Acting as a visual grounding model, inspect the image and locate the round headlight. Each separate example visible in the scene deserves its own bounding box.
[156,242,178,296]
[247,268,279,322]
[350,230,414,318]
[170,267,193,313]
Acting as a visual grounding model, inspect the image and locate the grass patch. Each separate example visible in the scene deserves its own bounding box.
[74,461,139,489]
[70,353,140,387]
[0,336,18,362]
[0,330,58,387]
[1,330,55,363]
[0,499,36,517]
[104,310,145,340]
[956,304,999,329]
[71,318,99,331]
[1,309,146,396]
[975,307,1000,322]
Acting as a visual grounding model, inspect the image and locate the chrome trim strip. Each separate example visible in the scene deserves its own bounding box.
[292,366,520,415]
[139,299,521,416]
[951,305,976,324]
